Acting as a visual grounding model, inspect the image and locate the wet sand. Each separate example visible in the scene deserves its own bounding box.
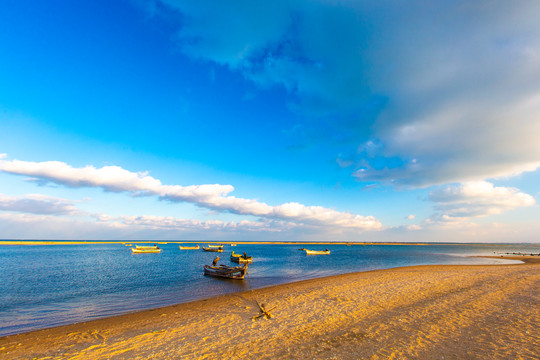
[1,256,538,359]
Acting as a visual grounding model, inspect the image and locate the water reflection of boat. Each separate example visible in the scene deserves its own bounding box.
[179,245,200,250]
[231,251,253,263]
[304,249,330,255]
[204,264,247,280]
[202,247,223,252]
[131,247,161,253]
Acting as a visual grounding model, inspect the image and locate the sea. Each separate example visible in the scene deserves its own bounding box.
[0,241,538,337]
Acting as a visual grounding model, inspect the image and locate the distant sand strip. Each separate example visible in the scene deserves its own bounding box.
[1,256,538,359]
[2,240,536,246]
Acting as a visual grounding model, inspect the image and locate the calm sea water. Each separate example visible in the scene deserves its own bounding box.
[0,242,537,337]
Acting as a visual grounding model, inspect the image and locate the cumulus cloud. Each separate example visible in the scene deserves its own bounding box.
[154,0,540,186]
[0,157,381,230]
[104,215,292,233]
[428,181,535,221]
[0,193,80,216]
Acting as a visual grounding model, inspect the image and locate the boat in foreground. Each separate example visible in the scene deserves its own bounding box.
[203,263,248,280]
[202,246,223,252]
[230,251,253,263]
[304,249,330,255]
[131,247,162,253]
[179,245,200,250]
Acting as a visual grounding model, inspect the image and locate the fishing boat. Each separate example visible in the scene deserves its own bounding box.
[135,244,159,249]
[179,245,200,250]
[207,244,224,248]
[131,247,161,253]
[230,251,253,263]
[202,246,223,252]
[203,263,248,280]
[304,249,330,255]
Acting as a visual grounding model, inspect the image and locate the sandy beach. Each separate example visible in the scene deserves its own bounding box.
[1,256,538,359]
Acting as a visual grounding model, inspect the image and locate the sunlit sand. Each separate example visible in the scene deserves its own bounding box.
[1,255,538,359]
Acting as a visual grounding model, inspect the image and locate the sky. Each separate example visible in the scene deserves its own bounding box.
[1,0,539,242]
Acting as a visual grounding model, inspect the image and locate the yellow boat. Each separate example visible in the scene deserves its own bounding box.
[202,246,223,252]
[304,249,330,255]
[135,245,159,249]
[131,246,161,254]
[231,251,253,263]
[179,245,200,250]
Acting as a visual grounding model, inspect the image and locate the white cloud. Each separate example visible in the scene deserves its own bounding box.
[428,181,535,220]
[107,215,291,233]
[0,157,382,230]
[406,214,416,220]
[154,0,540,186]
[0,193,80,216]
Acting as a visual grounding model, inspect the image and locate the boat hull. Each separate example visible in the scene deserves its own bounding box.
[179,245,200,250]
[203,264,247,280]
[131,248,162,253]
[202,247,223,252]
[230,251,253,263]
[304,249,330,255]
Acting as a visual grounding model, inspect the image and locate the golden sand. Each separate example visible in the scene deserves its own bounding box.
[1,256,538,359]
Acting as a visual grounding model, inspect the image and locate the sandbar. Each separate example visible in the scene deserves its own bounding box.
[1,256,538,359]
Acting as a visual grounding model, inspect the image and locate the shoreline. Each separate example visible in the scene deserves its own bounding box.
[1,255,538,359]
[2,240,539,246]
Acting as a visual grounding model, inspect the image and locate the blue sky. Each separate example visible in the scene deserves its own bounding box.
[1,0,539,242]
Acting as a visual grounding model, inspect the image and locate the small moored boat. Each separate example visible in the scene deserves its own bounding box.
[207,244,224,248]
[135,245,159,249]
[203,263,248,280]
[179,245,200,250]
[131,247,162,253]
[230,251,253,263]
[202,246,223,252]
[304,249,330,255]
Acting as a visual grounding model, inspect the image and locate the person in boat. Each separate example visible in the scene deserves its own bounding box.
[243,252,248,259]
[212,256,220,266]
[325,249,328,252]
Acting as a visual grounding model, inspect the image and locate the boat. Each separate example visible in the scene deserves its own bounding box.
[202,246,223,252]
[131,247,161,253]
[207,244,224,248]
[230,251,253,263]
[304,249,330,255]
[203,263,248,280]
[179,245,200,250]
[135,244,159,249]
[230,243,237,247]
